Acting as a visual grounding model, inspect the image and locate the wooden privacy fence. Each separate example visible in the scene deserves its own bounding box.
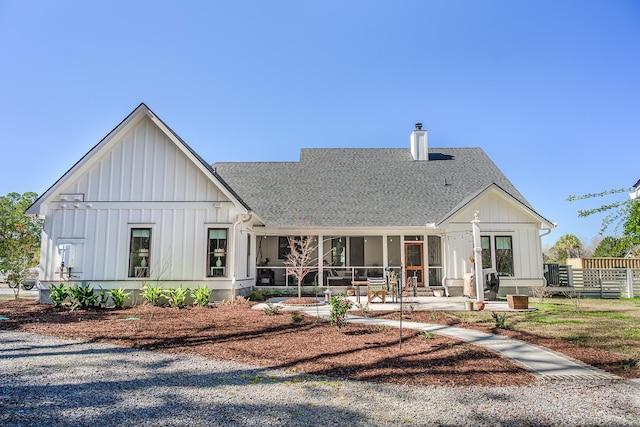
[567,257,640,269]
[544,264,639,298]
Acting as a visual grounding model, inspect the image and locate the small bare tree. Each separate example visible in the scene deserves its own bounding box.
[531,285,554,303]
[284,233,318,299]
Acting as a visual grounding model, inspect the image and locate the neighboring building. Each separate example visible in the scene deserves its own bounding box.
[630,179,640,200]
[27,104,554,301]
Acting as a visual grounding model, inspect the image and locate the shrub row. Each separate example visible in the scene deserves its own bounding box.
[48,283,131,310]
[48,283,212,310]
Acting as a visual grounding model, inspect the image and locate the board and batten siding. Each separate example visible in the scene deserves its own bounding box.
[443,191,545,287]
[39,114,242,288]
[60,116,221,202]
[41,205,233,283]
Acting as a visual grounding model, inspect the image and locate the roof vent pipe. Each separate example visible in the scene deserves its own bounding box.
[410,123,428,161]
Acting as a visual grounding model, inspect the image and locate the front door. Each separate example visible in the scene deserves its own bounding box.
[404,242,424,287]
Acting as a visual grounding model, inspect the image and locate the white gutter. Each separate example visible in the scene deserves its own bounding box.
[539,222,557,238]
[231,213,253,301]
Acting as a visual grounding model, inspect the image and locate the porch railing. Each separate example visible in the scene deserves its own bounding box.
[255,265,401,287]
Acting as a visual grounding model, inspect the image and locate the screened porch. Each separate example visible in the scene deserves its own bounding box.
[254,234,443,288]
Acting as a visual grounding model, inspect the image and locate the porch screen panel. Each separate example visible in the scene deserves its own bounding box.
[387,236,401,267]
[427,235,442,286]
[427,236,441,266]
[349,237,364,267]
[331,238,345,266]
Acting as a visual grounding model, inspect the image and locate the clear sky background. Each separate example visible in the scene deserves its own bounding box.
[1,0,638,247]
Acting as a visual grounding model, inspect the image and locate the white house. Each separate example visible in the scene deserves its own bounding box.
[630,179,640,200]
[27,104,554,301]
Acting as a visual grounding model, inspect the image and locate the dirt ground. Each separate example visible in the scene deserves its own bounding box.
[1,299,637,387]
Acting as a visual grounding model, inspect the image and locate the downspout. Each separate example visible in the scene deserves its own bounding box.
[539,223,556,238]
[231,213,253,301]
[538,223,556,286]
[471,213,484,303]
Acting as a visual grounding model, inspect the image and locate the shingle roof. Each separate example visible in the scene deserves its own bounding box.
[213,147,530,228]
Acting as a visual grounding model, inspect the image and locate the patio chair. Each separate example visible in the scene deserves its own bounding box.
[367,277,387,303]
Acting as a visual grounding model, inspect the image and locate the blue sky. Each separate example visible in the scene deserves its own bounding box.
[1,0,638,246]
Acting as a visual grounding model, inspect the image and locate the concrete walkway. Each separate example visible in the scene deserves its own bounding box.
[256,296,621,381]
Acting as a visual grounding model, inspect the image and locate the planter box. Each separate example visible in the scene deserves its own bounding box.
[507,294,529,310]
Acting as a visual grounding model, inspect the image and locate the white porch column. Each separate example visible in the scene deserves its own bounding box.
[317,235,324,286]
[471,212,484,302]
[382,234,388,267]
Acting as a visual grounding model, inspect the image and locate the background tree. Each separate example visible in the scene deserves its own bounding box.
[622,199,640,254]
[0,192,42,297]
[550,233,585,264]
[567,187,638,235]
[592,236,633,258]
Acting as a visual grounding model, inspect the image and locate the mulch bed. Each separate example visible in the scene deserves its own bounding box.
[280,297,324,306]
[358,310,640,380]
[1,299,637,386]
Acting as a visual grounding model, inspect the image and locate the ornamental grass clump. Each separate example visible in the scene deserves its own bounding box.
[68,284,100,310]
[97,287,110,308]
[48,283,69,307]
[329,293,353,331]
[193,285,211,306]
[141,283,164,306]
[262,301,281,315]
[165,286,191,308]
[109,288,131,308]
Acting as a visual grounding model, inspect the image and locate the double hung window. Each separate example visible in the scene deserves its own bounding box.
[495,236,514,276]
[208,229,228,277]
[129,228,151,278]
[480,235,514,276]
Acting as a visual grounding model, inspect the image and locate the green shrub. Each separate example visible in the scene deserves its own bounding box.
[249,289,265,301]
[109,288,131,308]
[165,286,191,308]
[193,285,211,306]
[141,283,163,306]
[620,357,640,371]
[491,311,509,330]
[97,287,110,308]
[355,302,370,316]
[262,289,283,298]
[291,313,303,322]
[68,284,100,310]
[329,293,353,331]
[263,301,281,315]
[48,283,69,307]
[418,331,435,340]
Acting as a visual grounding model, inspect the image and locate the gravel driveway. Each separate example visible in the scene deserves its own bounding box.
[1,331,639,426]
